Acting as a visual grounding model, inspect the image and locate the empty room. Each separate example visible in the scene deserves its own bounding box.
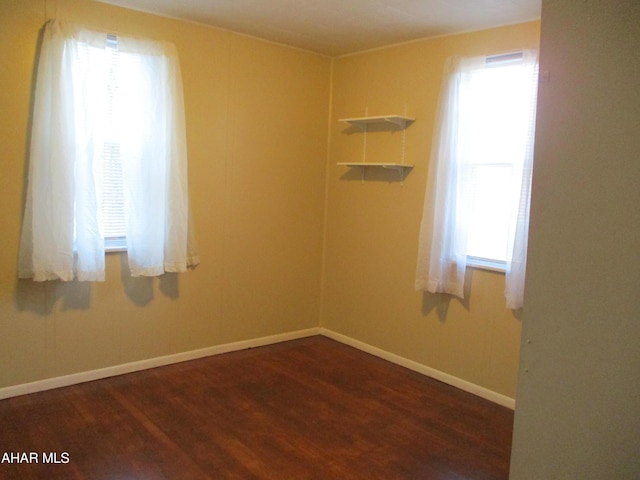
[1,0,638,478]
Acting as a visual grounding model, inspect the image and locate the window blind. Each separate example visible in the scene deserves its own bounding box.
[102,34,126,248]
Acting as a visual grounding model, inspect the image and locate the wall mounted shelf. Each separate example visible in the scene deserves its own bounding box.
[339,115,415,130]
[338,112,415,183]
[337,162,414,182]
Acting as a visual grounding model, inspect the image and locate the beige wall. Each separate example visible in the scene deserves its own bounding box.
[323,22,540,399]
[0,0,540,403]
[0,0,330,388]
[510,1,640,478]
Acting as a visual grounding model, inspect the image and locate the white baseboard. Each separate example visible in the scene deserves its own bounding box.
[320,328,516,410]
[0,327,321,400]
[0,326,515,410]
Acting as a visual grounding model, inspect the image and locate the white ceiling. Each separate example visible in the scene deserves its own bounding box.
[96,0,541,57]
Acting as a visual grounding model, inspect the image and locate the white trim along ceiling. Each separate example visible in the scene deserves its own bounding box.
[96,0,541,56]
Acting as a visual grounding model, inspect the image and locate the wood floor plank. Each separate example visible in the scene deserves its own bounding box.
[0,336,513,479]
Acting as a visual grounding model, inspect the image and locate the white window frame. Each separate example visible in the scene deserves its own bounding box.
[462,52,536,272]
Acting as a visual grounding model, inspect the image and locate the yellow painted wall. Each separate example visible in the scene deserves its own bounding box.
[322,22,541,398]
[0,0,330,388]
[0,0,540,401]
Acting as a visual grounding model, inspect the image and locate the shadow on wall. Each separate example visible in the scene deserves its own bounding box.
[338,165,413,183]
[120,254,179,306]
[420,268,524,322]
[420,268,472,322]
[14,254,180,316]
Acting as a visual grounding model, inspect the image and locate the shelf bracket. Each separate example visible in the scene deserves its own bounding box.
[382,164,410,183]
[384,117,409,129]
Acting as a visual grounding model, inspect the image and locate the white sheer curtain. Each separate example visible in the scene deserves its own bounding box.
[415,51,538,309]
[415,56,474,298]
[505,52,539,309]
[19,20,199,281]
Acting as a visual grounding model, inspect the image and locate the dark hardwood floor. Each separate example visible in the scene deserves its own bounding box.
[0,336,514,479]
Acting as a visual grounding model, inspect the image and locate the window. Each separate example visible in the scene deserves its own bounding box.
[415,51,538,309]
[19,20,199,282]
[461,52,538,269]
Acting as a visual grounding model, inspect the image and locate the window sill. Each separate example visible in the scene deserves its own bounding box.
[467,256,506,273]
[105,237,127,253]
